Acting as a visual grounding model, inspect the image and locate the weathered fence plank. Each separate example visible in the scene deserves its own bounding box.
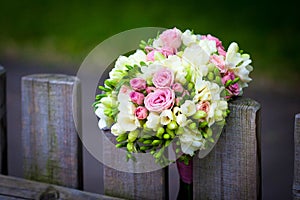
[293,113,300,200]
[0,174,122,200]
[0,66,7,175]
[102,131,168,200]
[21,74,82,189]
[193,97,261,200]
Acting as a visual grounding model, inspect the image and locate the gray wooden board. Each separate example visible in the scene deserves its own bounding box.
[21,74,82,189]
[193,97,261,200]
[0,66,7,175]
[0,175,123,200]
[102,131,167,200]
[293,113,300,199]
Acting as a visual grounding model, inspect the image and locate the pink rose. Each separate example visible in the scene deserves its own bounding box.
[146,86,156,94]
[201,34,226,57]
[130,78,146,91]
[135,106,148,120]
[129,91,145,105]
[227,83,240,96]
[144,88,175,113]
[146,47,174,61]
[197,101,210,113]
[159,28,182,51]
[221,71,235,85]
[172,83,184,93]
[222,71,240,97]
[152,68,174,88]
[210,55,226,73]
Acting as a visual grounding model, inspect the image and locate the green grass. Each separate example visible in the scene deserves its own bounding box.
[0,0,299,82]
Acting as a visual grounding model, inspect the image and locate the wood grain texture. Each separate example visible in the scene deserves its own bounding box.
[0,175,123,200]
[293,113,300,200]
[0,66,7,175]
[193,97,261,200]
[21,74,83,189]
[102,131,168,200]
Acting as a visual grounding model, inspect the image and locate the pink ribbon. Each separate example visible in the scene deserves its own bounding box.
[176,159,193,184]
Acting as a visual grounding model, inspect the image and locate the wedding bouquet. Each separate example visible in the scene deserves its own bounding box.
[93,28,253,165]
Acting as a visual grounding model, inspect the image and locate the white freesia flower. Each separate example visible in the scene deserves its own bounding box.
[206,100,228,126]
[95,105,113,129]
[139,63,161,80]
[180,100,196,117]
[225,42,253,88]
[199,39,217,55]
[183,44,209,81]
[176,114,187,127]
[145,112,161,131]
[111,123,125,136]
[152,38,163,49]
[117,112,140,132]
[114,56,131,70]
[128,49,147,64]
[179,128,205,156]
[194,79,223,102]
[160,109,174,125]
[181,30,197,46]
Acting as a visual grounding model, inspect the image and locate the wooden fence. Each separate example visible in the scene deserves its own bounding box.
[0,70,264,199]
[294,113,300,200]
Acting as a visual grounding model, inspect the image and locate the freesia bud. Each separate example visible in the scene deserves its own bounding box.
[192,110,207,119]
[128,130,139,142]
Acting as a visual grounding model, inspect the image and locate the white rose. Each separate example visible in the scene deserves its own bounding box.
[180,100,196,117]
[160,109,174,125]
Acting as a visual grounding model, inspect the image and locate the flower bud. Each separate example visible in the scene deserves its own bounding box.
[128,130,139,142]
[189,122,197,130]
[187,83,194,91]
[152,140,162,146]
[116,143,127,148]
[215,76,222,85]
[156,127,165,139]
[166,128,175,138]
[116,133,128,143]
[192,110,207,119]
[143,140,152,145]
[140,146,151,151]
[127,142,134,152]
[167,121,178,130]
[163,133,170,140]
[207,72,215,81]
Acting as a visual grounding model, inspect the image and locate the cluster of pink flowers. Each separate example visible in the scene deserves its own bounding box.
[129,68,191,120]
[145,28,182,61]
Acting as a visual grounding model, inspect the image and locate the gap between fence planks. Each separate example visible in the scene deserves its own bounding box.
[193,97,261,200]
[0,66,7,175]
[0,174,123,200]
[293,113,300,200]
[21,74,83,189]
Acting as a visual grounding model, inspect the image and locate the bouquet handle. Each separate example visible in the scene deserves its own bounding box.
[176,158,193,200]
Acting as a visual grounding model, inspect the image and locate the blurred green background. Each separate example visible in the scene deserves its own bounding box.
[0,0,299,83]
